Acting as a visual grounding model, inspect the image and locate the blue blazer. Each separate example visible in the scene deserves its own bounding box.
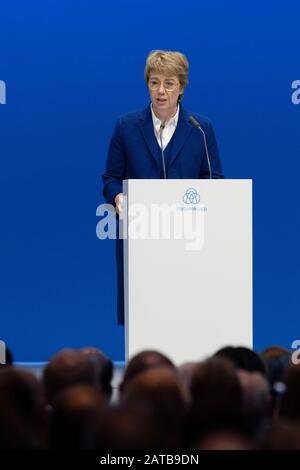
[102,104,224,324]
[103,104,223,205]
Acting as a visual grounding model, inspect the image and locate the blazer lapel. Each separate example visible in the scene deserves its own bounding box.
[137,105,193,169]
[168,106,193,168]
[138,106,160,168]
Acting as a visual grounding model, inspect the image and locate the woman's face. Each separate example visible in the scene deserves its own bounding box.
[148,72,183,119]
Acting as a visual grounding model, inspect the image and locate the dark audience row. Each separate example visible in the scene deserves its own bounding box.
[0,344,299,450]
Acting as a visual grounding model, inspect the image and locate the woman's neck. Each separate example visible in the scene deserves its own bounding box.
[152,105,178,124]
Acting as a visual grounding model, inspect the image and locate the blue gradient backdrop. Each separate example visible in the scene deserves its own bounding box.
[0,0,299,362]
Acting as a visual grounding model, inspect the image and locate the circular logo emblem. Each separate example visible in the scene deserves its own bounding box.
[183,188,200,204]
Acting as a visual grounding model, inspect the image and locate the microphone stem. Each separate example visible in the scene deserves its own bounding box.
[198,126,212,180]
[189,116,212,179]
[159,126,167,179]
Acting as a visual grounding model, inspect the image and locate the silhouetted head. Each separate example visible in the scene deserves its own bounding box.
[237,369,271,439]
[260,345,291,398]
[95,404,163,450]
[214,346,266,375]
[50,385,106,449]
[79,347,113,399]
[121,366,188,448]
[188,357,243,444]
[0,397,34,449]
[120,350,175,393]
[177,362,197,391]
[43,349,96,404]
[0,367,46,448]
[278,364,300,423]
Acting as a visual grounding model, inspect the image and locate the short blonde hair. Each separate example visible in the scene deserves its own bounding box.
[144,50,189,101]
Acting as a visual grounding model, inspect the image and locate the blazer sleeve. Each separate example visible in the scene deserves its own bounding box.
[102,118,126,205]
[199,120,224,179]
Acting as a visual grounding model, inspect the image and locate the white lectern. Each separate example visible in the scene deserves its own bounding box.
[123,179,252,364]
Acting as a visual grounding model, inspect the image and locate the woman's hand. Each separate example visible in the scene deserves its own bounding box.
[114,192,124,216]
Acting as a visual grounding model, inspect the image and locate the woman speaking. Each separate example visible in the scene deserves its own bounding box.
[102,50,223,324]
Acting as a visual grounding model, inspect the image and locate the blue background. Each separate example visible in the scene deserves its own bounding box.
[0,0,299,362]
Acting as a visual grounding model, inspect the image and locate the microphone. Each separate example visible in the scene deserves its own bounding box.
[188,116,212,179]
[159,123,167,179]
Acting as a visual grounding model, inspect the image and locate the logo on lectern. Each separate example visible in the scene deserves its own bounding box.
[182,188,200,204]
